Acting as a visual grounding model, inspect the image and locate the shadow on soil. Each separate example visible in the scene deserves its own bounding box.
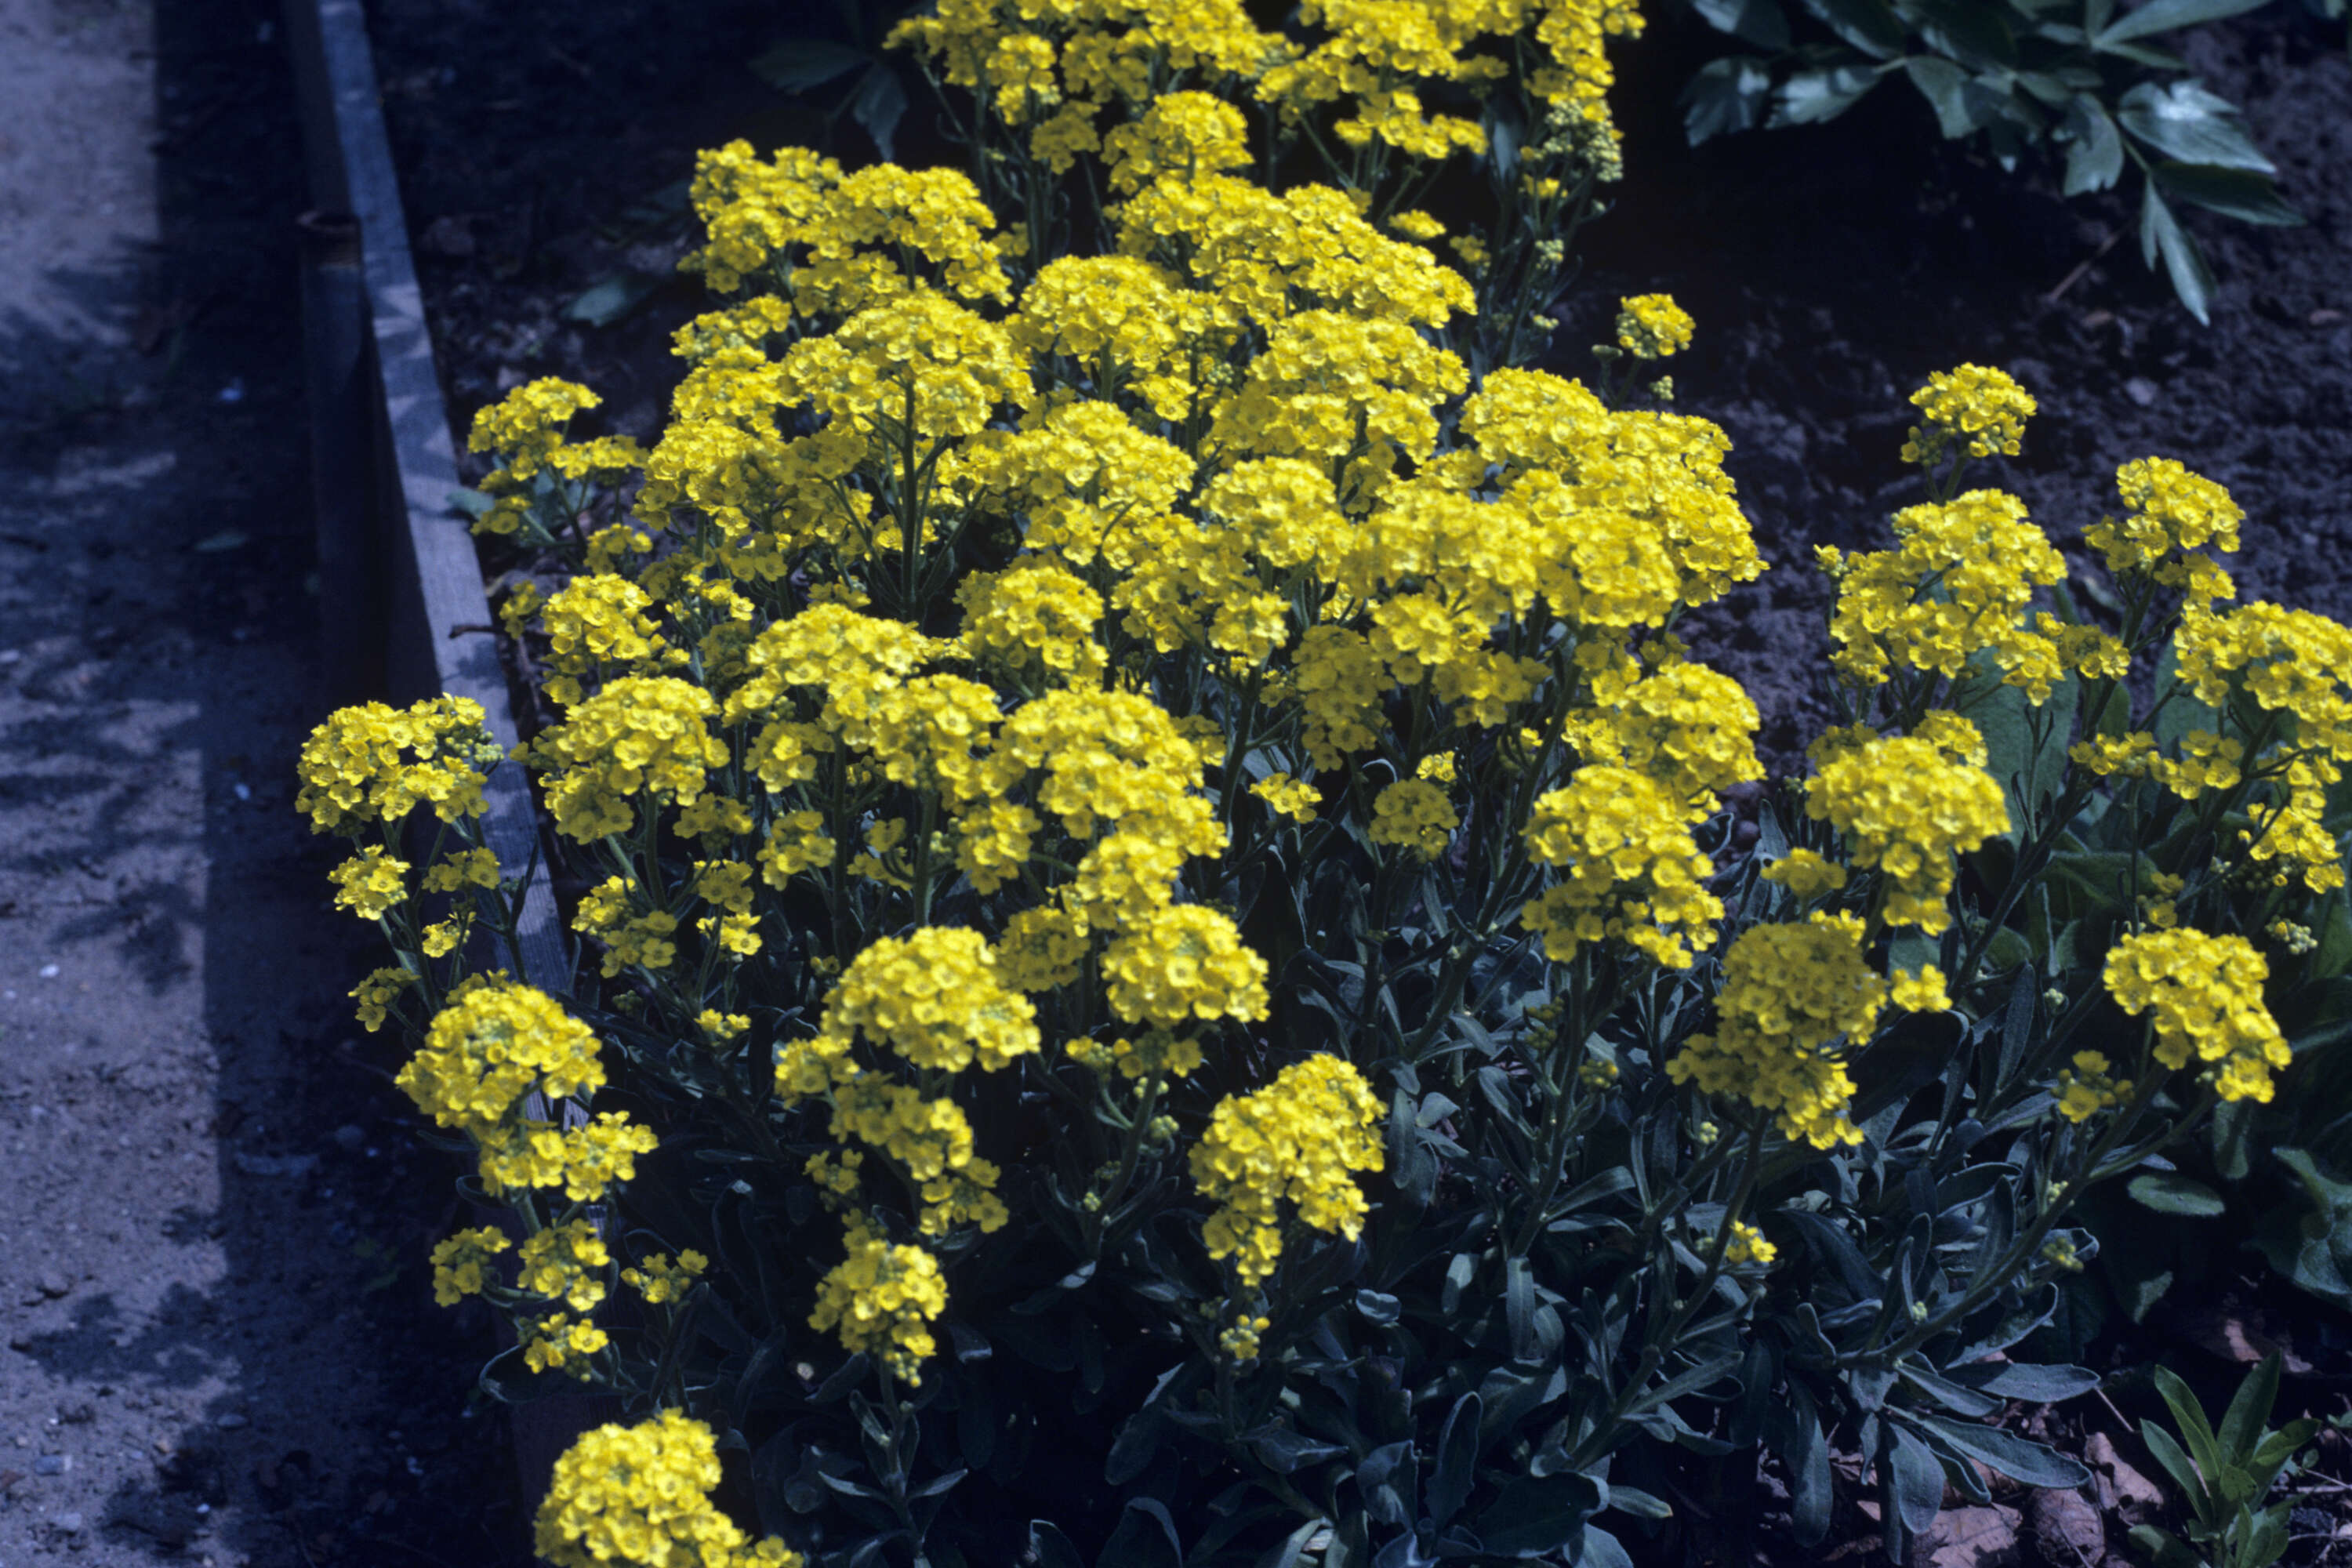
[0,0,528,1563]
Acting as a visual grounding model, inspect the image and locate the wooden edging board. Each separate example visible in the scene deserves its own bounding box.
[281,0,611,1512]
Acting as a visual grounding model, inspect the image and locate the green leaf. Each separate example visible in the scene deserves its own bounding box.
[1904,56,1985,136]
[2129,1171,2227,1216]
[1780,1383,1835,1545]
[2140,182,2216,325]
[2096,0,2270,44]
[846,64,909,161]
[1681,56,1774,142]
[1250,1427,1345,1474]
[1886,1426,1947,1549]
[1798,0,1911,54]
[1773,64,1881,128]
[2140,1421,2212,1508]
[1693,0,1795,47]
[2118,81,2274,171]
[447,487,495,520]
[1947,1361,2101,1402]
[563,271,662,328]
[1095,1499,1184,1568]
[1427,1392,1482,1528]
[2218,1352,2283,1472]
[2256,1147,2352,1305]
[1606,1486,1673,1520]
[749,38,872,93]
[2151,162,2303,225]
[2060,95,2126,192]
[1478,1472,1606,1555]
[1953,656,2074,833]
[2129,1523,2212,1568]
[1904,1412,2094,1487]
[1912,0,2021,64]
[2154,1365,2225,1483]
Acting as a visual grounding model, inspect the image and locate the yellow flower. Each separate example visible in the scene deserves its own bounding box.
[2104,929,2289,1102]
[1900,364,2035,465]
[1668,912,1884,1149]
[396,981,606,1142]
[1192,1055,1384,1288]
[1369,779,1458,860]
[517,1220,612,1312]
[1251,772,1321,822]
[1805,729,2008,933]
[350,965,417,1033]
[1520,766,1723,970]
[1722,1221,1776,1266]
[537,1411,802,1568]
[2085,457,2242,607]
[1102,905,1270,1028]
[2053,1050,2132,1123]
[297,696,495,833]
[430,1227,510,1307]
[329,848,409,921]
[1762,848,1847,898]
[808,1218,949,1382]
[818,927,1041,1073]
[621,1250,709,1307]
[1615,293,1693,358]
[1891,965,1953,1013]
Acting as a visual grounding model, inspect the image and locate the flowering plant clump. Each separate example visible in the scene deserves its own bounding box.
[305,13,2352,1566]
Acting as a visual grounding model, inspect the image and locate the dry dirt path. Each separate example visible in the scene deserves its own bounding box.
[0,1,524,1563]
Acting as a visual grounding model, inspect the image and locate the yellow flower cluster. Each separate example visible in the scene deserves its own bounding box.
[2085,457,2242,609]
[2103,929,2289,1102]
[1615,293,1693,358]
[537,1412,803,1568]
[1670,913,1885,1149]
[1805,725,2009,931]
[430,1226,510,1307]
[1825,490,2099,699]
[808,1219,951,1383]
[623,1250,710,1307]
[1520,766,1723,969]
[530,676,729,841]
[1722,1220,1776,1266]
[1191,1054,1385,1287]
[478,1109,659,1203]
[817,927,1042,1073]
[296,696,495,833]
[329,848,409,921]
[1900,364,2035,466]
[397,980,607,1142]
[1370,778,1458,858]
[518,1219,612,1313]
[2054,1050,2132,1123]
[2170,601,2352,891]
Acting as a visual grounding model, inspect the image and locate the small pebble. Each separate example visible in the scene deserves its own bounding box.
[2124,376,2159,407]
[38,964,60,979]
[34,1454,67,1475]
[57,1403,93,1425]
[332,1124,365,1152]
[217,1413,249,1430]
[56,1509,85,1532]
[37,1272,71,1298]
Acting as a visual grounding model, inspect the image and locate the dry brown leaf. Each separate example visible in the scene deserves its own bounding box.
[2025,1487,2107,1566]
[1917,1504,2024,1568]
[2084,1432,2165,1515]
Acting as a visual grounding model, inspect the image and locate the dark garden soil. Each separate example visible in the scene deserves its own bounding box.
[349,2,2352,1565]
[2,0,530,1563]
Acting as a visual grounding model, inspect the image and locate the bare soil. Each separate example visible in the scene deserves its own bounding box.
[0,0,527,1562]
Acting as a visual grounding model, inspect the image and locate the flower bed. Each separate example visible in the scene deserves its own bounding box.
[303,2,2352,1563]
